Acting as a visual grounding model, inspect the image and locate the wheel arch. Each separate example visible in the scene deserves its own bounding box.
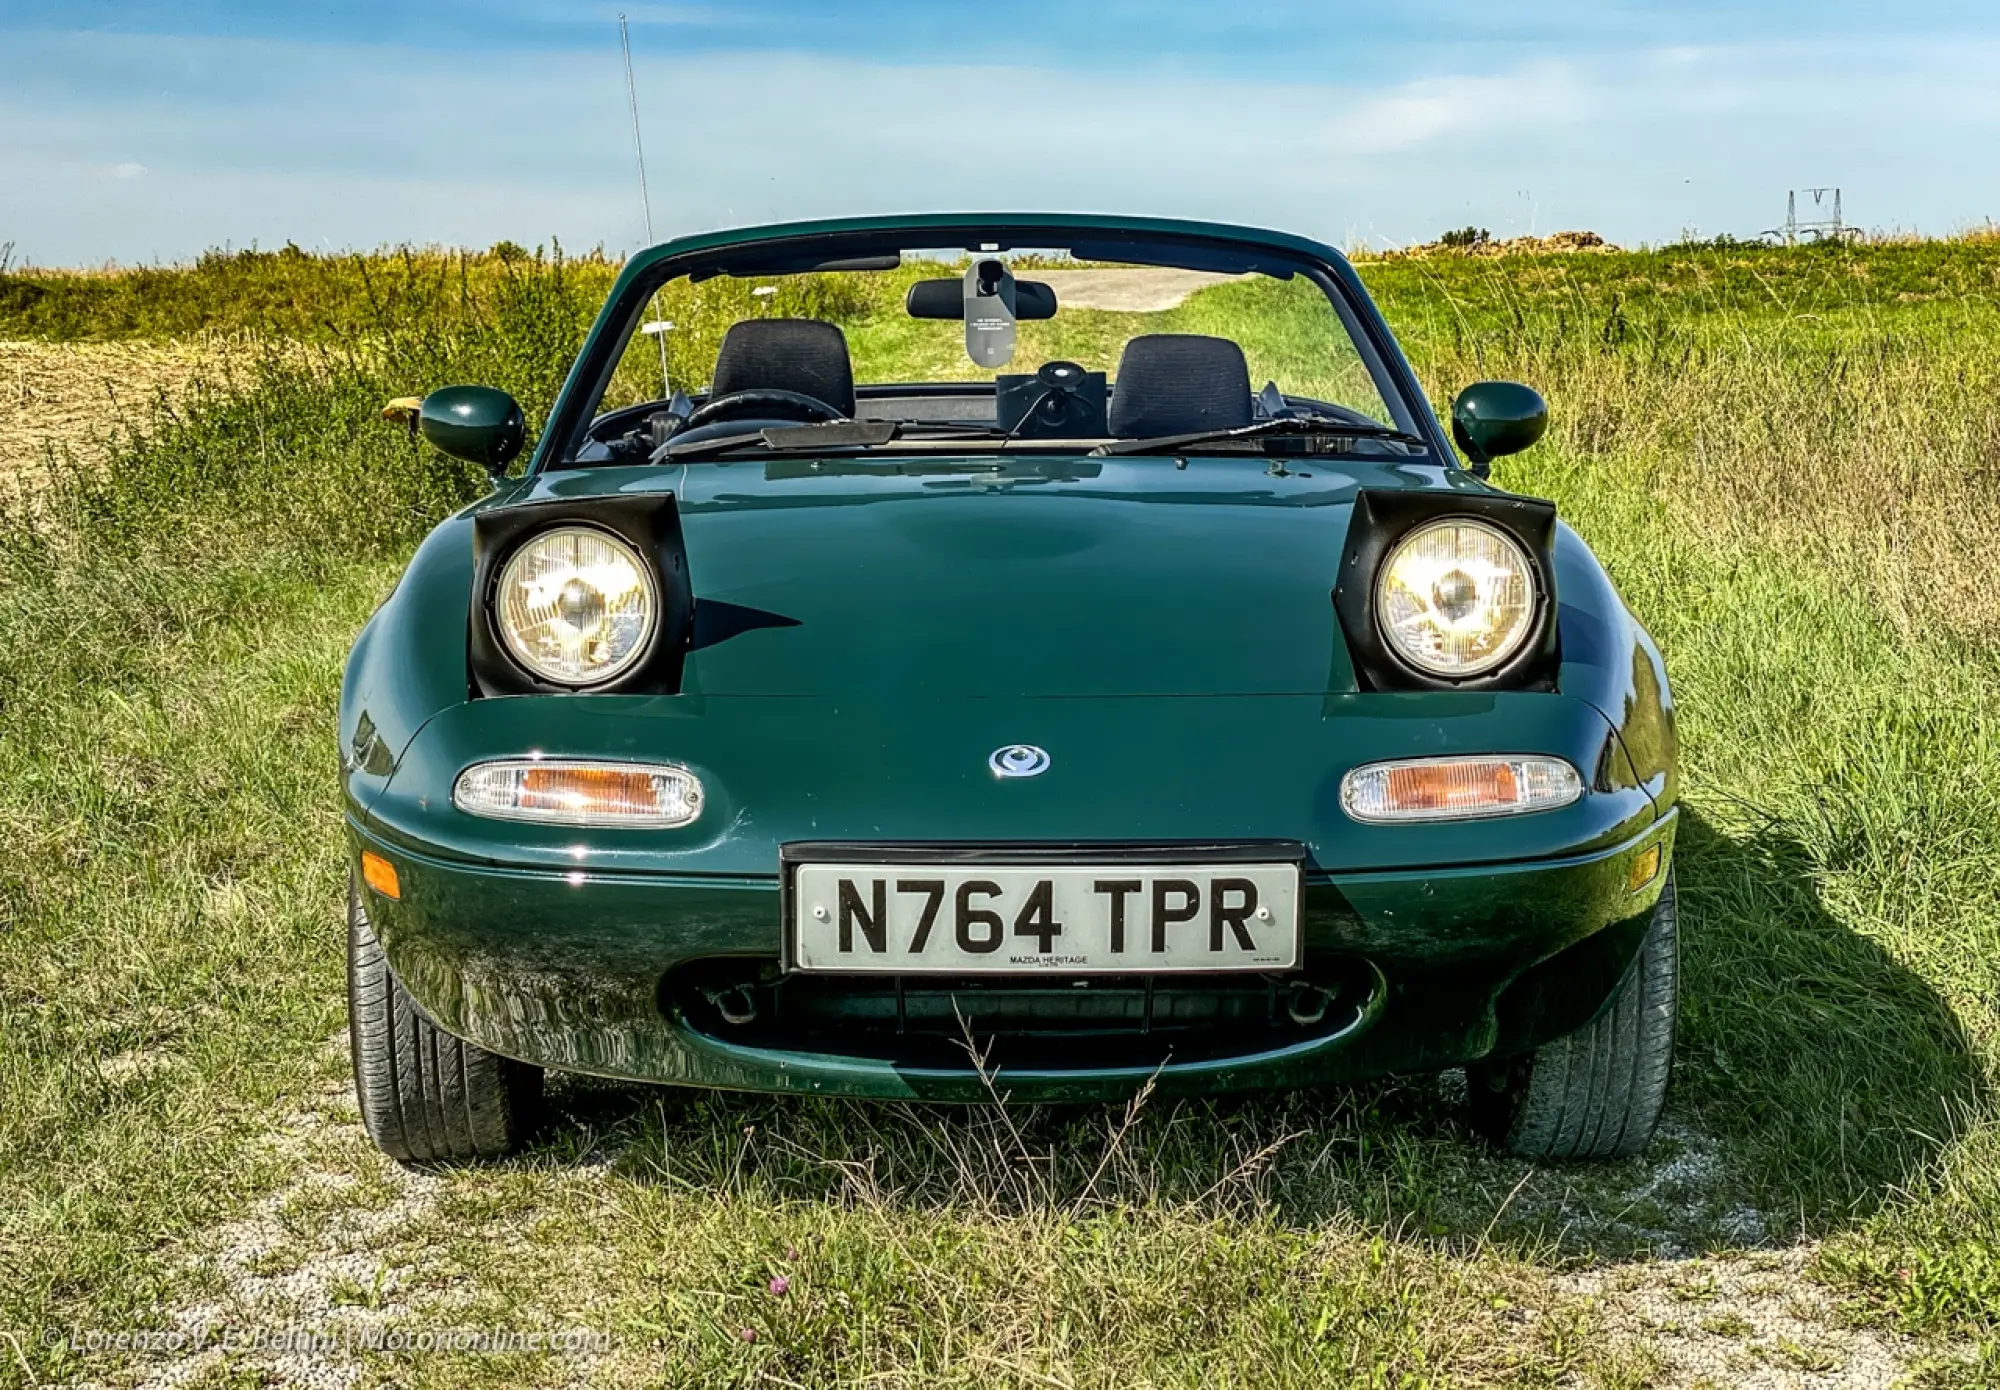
[341,513,480,819]
[1551,522,1678,812]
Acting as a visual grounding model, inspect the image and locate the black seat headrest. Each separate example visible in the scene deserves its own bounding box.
[1108,334,1253,438]
[710,318,856,416]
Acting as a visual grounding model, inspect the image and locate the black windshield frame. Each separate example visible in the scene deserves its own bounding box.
[534,221,1451,473]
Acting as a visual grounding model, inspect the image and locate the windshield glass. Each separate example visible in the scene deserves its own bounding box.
[571,242,1418,465]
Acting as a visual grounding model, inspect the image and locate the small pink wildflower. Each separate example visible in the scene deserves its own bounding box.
[740,1327,757,1343]
[769,1276,791,1297]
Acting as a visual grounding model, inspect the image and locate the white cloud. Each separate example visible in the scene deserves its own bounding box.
[1322,64,1589,156]
[108,161,147,179]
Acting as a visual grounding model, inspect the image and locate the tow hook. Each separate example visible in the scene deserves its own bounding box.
[1285,982,1332,1027]
[704,983,760,1026]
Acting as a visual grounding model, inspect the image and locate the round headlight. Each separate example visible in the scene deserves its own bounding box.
[495,526,657,685]
[1374,519,1537,678]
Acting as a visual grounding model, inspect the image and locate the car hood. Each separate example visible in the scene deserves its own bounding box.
[511,455,1469,697]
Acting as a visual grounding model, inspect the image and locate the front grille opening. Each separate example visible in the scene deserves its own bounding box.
[662,957,1378,1071]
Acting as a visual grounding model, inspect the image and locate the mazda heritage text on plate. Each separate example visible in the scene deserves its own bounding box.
[342,214,1678,1164]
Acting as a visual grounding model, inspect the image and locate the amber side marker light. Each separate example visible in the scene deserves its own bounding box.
[360,851,401,900]
[452,759,704,828]
[1340,756,1582,823]
[1628,844,1663,893]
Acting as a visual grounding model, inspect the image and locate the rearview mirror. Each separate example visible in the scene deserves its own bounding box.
[1450,381,1548,472]
[384,385,526,477]
[905,278,1058,320]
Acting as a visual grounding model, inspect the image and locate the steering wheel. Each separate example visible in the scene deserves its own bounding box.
[684,388,847,430]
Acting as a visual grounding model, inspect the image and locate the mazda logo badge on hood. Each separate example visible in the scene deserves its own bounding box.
[989,745,1051,778]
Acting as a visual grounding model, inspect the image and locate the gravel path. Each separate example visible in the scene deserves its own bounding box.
[1565,1250,1926,1388]
[1029,268,1248,313]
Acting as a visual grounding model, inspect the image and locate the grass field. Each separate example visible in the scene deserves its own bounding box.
[1,237,1997,1388]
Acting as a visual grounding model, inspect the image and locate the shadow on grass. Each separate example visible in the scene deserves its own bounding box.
[1670,810,1984,1225]
[523,809,1981,1260]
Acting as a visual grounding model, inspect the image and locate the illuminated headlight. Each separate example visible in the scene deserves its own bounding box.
[453,759,704,827]
[1340,756,1582,823]
[1375,519,1537,678]
[495,526,657,686]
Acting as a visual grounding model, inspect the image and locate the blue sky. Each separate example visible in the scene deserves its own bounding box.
[4,1,1998,265]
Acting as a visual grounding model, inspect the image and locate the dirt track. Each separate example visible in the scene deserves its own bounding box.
[92,1067,1947,1390]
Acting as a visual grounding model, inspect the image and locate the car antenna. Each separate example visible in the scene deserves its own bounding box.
[619,13,672,402]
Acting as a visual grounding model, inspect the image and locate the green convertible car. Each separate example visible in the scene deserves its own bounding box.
[341,213,1678,1165]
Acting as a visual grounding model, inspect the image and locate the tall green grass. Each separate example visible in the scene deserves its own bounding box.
[0,241,619,343]
[2,242,1996,1384]
[1389,248,2000,1350]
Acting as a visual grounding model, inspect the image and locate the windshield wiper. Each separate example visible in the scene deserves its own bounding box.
[657,419,1008,462]
[659,413,1416,464]
[657,420,896,462]
[1089,414,1427,457]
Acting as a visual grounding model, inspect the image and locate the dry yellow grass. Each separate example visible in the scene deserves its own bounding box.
[1356,230,1617,262]
[0,338,251,488]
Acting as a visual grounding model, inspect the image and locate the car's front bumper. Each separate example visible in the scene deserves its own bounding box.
[347,808,1677,1103]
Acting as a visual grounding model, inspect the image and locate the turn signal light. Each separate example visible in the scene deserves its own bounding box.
[452,759,704,827]
[1628,844,1663,892]
[1340,756,1582,823]
[360,850,401,900]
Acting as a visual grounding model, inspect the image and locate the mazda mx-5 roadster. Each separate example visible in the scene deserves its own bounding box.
[342,214,1678,1164]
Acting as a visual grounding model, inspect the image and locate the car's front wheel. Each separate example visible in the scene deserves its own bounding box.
[347,876,542,1162]
[1467,871,1678,1160]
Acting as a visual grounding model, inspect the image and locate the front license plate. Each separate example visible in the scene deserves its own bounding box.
[789,862,1301,974]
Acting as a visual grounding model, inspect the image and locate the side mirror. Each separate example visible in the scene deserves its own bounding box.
[383,385,525,477]
[1450,381,1548,473]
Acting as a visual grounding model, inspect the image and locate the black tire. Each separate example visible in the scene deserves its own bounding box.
[1468,871,1678,1160]
[347,877,541,1162]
